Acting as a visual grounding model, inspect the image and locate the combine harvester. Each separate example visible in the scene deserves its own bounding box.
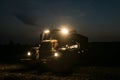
[21,28,88,72]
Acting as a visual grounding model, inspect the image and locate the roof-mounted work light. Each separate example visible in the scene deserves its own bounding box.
[44,29,50,34]
[61,28,69,34]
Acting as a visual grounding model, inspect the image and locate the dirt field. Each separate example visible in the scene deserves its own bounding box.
[0,64,120,80]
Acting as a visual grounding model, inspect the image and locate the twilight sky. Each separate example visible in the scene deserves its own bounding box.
[0,0,120,44]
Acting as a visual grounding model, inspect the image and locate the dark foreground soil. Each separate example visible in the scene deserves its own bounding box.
[0,64,120,80]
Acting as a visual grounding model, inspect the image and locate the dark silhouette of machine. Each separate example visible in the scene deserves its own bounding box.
[21,28,88,72]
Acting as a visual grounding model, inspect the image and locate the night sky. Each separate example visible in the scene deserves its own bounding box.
[0,0,120,44]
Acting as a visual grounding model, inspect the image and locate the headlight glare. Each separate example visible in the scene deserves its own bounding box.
[54,52,59,57]
[27,51,31,56]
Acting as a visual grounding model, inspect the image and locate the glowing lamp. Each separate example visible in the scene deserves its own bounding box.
[27,52,31,56]
[61,28,69,34]
[54,52,59,57]
[44,29,50,34]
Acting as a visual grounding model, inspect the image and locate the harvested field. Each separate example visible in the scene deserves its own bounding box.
[0,64,120,80]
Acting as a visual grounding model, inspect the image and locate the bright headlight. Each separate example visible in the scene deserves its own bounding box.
[27,52,31,56]
[54,52,59,57]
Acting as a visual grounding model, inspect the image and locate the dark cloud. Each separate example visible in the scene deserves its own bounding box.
[0,0,120,43]
[14,13,38,25]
